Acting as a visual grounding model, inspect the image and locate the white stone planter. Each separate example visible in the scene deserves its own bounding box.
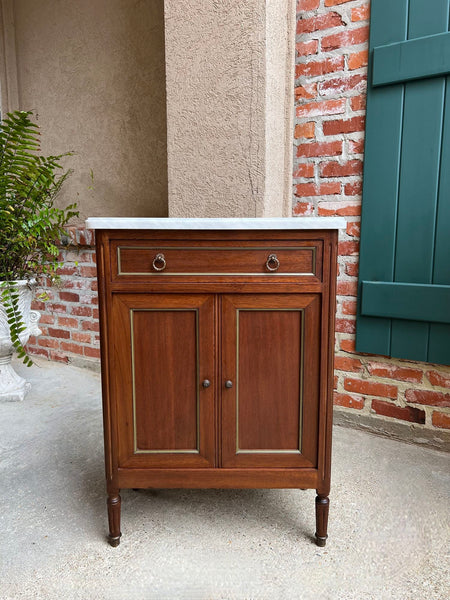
[0,280,41,401]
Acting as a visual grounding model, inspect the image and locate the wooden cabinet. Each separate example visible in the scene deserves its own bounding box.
[92,222,340,547]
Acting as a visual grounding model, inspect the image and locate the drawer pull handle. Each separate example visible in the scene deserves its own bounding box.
[266,253,280,272]
[152,253,166,272]
[225,380,233,389]
[202,379,211,388]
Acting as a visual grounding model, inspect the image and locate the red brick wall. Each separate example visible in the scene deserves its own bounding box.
[293,0,450,438]
[27,0,450,444]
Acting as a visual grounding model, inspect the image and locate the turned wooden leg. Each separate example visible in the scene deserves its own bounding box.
[315,494,329,547]
[107,492,122,547]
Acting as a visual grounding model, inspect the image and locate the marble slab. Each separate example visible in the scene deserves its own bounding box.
[85,217,346,230]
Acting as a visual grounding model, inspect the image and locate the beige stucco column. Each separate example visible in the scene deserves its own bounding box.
[164,0,296,218]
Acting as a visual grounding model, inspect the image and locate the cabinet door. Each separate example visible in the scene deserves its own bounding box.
[111,294,215,468]
[221,294,321,468]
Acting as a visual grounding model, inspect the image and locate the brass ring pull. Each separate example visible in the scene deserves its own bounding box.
[152,253,166,272]
[265,253,280,272]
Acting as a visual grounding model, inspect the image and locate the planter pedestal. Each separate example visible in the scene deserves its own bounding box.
[0,282,41,402]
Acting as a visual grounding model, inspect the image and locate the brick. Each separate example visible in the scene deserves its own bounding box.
[81,320,100,332]
[295,182,341,196]
[59,291,80,303]
[72,332,92,344]
[93,308,99,319]
[351,95,366,112]
[77,229,94,246]
[70,305,93,317]
[47,327,70,340]
[294,83,317,100]
[297,0,320,9]
[325,0,353,5]
[426,370,450,389]
[31,300,46,311]
[38,337,60,349]
[334,375,338,390]
[348,138,365,154]
[334,392,364,410]
[91,280,98,291]
[49,303,67,314]
[297,12,344,34]
[39,314,55,325]
[346,221,360,237]
[342,300,357,315]
[367,363,423,384]
[323,116,365,136]
[371,399,425,424]
[337,280,358,296]
[296,39,319,56]
[318,200,361,216]
[293,201,314,216]
[296,98,346,118]
[296,56,344,78]
[79,266,97,278]
[60,341,85,355]
[344,181,363,196]
[28,347,50,359]
[297,140,342,158]
[56,265,78,277]
[58,316,79,328]
[345,378,398,399]
[338,241,359,256]
[293,163,315,178]
[405,389,450,408]
[345,261,359,277]
[322,26,370,52]
[335,355,363,372]
[48,351,69,364]
[432,411,450,429]
[340,337,356,353]
[335,318,356,334]
[84,346,101,359]
[319,74,367,98]
[348,50,369,70]
[352,4,370,22]
[294,122,315,139]
[320,159,363,177]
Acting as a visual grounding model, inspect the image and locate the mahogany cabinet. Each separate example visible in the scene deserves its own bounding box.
[87,218,343,547]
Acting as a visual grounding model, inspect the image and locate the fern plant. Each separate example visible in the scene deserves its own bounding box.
[0,110,78,364]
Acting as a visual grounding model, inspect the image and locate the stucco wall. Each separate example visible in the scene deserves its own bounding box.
[165,0,295,218]
[12,0,168,222]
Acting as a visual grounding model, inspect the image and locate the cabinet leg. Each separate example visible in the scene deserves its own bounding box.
[107,492,122,547]
[315,494,329,547]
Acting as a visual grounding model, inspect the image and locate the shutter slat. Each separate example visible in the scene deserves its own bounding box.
[390,0,449,362]
[429,76,450,362]
[356,0,409,356]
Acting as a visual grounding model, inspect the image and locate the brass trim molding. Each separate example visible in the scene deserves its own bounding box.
[117,246,316,277]
[130,308,200,455]
[235,308,305,455]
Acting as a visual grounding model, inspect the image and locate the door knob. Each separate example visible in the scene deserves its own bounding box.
[202,379,211,388]
[225,380,233,388]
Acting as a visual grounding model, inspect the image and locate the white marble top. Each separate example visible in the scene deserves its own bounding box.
[85,217,346,230]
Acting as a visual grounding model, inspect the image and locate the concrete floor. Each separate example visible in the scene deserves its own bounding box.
[1,359,449,600]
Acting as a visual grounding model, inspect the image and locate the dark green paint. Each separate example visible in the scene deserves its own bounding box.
[356,0,450,366]
[373,32,450,88]
[361,282,450,324]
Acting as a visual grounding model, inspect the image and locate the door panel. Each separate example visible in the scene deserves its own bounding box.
[221,295,321,468]
[111,294,215,468]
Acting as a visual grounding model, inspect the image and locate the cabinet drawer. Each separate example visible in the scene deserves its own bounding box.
[114,244,320,278]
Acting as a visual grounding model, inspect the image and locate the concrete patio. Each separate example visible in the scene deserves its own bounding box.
[1,358,449,600]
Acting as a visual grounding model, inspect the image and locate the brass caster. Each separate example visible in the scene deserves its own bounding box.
[315,534,327,547]
[108,534,121,547]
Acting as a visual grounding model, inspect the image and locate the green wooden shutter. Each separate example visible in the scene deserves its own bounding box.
[357,0,450,366]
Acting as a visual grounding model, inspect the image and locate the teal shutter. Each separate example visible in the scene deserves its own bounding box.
[357,0,450,366]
